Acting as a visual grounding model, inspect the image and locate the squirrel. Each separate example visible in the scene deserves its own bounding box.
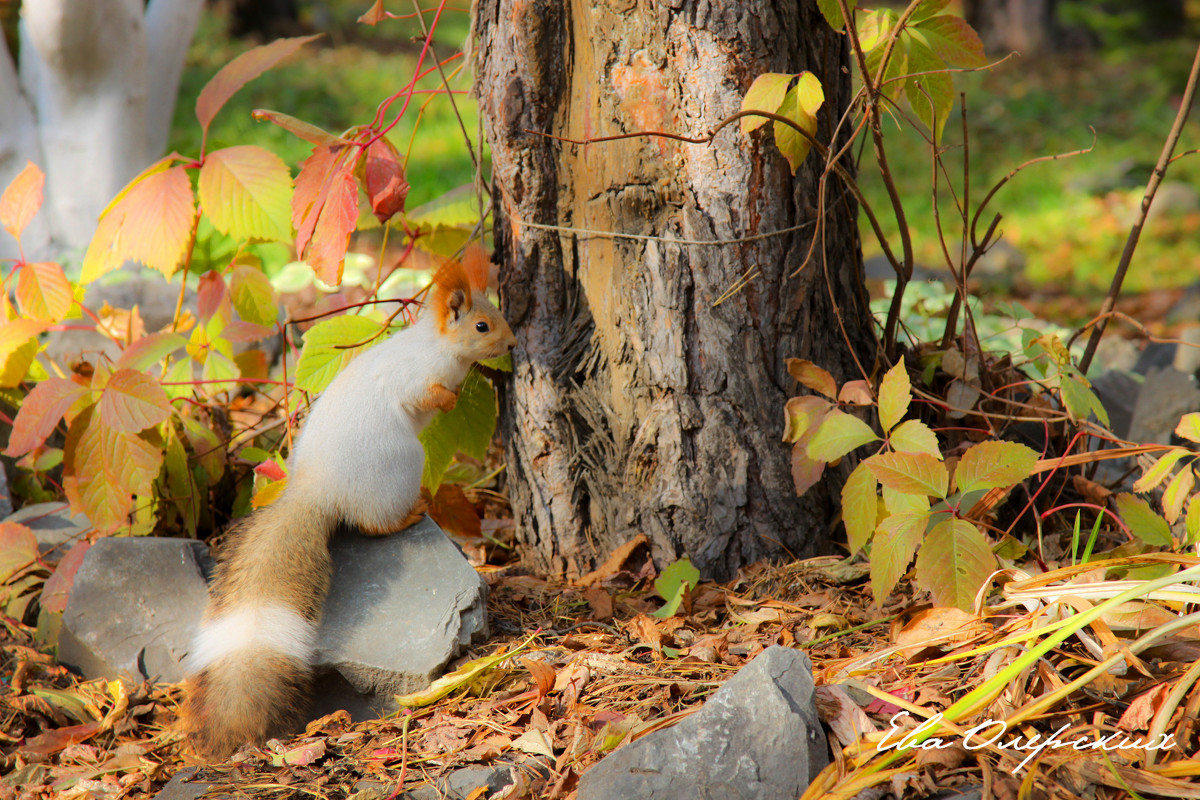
[183,251,516,759]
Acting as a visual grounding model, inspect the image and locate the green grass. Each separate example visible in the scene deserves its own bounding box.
[170,6,483,213]
[857,38,1200,296]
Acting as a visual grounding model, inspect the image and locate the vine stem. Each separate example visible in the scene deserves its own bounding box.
[1079,41,1200,373]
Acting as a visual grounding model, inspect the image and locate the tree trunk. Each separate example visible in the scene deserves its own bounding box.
[474,0,872,580]
[0,0,202,262]
[964,0,1060,56]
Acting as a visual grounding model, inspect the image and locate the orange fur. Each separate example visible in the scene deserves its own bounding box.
[431,258,473,331]
[460,246,491,293]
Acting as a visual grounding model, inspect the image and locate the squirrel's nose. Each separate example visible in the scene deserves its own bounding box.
[506,331,517,350]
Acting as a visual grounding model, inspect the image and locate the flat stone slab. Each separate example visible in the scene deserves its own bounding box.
[4,501,92,557]
[58,538,212,684]
[314,516,489,715]
[578,645,829,800]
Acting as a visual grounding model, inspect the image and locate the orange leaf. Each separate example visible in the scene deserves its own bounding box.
[428,484,481,538]
[99,369,172,433]
[519,657,556,700]
[251,109,347,146]
[0,319,48,365]
[81,163,195,283]
[64,407,163,533]
[16,261,72,322]
[40,540,91,614]
[19,721,102,756]
[0,522,38,582]
[196,35,322,135]
[293,144,359,285]
[199,145,293,242]
[358,0,387,25]
[360,137,408,223]
[0,161,44,242]
[5,378,91,457]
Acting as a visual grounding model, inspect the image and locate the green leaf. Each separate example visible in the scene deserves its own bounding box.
[816,0,856,30]
[903,34,955,142]
[878,361,911,433]
[1132,448,1190,493]
[1162,466,1195,525]
[953,440,1038,495]
[883,485,929,515]
[1186,495,1200,547]
[419,371,497,494]
[653,557,700,619]
[198,145,293,242]
[888,419,940,458]
[230,264,280,326]
[294,315,385,393]
[911,0,950,22]
[741,73,794,134]
[913,13,987,67]
[1175,413,1200,444]
[915,519,996,612]
[842,462,878,556]
[787,359,838,399]
[784,395,832,443]
[771,73,823,174]
[1114,493,1173,547]
[867,451,948,498]
[807,408,879,462]
[1060,372,1109,427]
[395,631,537,708]
[870,509,928,605]
[479,353,512,372]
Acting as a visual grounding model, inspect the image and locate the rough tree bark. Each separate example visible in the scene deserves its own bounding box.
[474,1,873,580]
[0,0,203,262]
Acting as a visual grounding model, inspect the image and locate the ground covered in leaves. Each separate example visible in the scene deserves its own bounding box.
[4,525,1200,799]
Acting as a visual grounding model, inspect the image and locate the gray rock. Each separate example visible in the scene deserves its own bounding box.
[1127,367,1200,445]
[578,646,829,800]
[313,517,489,717]
[58,538,213,684]
[4,501,91,556]
[152,767,211,800]
[58,517,488,723]
[1091,371,1142,440]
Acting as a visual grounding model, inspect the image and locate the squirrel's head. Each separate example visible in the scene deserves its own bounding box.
[430,248,517,363]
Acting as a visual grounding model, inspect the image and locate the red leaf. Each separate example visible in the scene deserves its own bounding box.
[428,484,482,538]
[196,35,322,135]
[255,460,286,481]
[197,271,228,321]
[0,161,44,242]
[293,144,359,285]
[99,369,172,433]
[16,261,72,322]
[5,378,91,457]
[361,137,409,223]
[40,540,91,614]
[0,522,38,583]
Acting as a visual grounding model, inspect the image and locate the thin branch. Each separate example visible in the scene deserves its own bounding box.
[1080,41,1200,373]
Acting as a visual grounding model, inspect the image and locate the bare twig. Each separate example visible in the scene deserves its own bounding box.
[1079,41,1200,373]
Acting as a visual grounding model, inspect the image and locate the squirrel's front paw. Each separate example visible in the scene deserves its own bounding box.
[426,382,458,413]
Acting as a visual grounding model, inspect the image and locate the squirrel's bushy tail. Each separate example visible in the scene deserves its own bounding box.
[184,494,336,759]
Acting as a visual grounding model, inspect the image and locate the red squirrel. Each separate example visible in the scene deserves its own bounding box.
[183,251,515,759]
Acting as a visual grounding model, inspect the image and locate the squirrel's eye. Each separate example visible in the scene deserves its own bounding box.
[475,321,490,333]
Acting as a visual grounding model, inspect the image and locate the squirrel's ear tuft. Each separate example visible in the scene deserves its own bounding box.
[432,257,473,328]
[460,246,491,293]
